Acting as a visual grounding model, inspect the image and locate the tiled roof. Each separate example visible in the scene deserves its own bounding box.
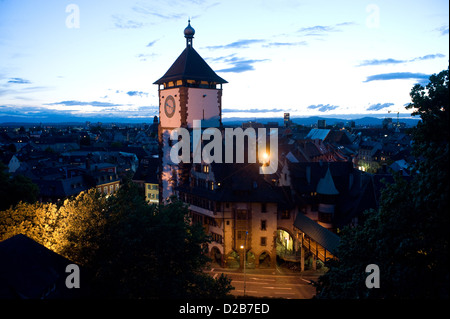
[0,234,79,299]
[305,129,331,141]
[154,46,227,84]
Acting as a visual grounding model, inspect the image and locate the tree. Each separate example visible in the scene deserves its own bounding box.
[0,182,234,299]
[315,68,449,299]
[0,162,39,211]
[62,185,233,299]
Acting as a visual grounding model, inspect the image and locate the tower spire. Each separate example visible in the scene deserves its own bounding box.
[184,19,195,47]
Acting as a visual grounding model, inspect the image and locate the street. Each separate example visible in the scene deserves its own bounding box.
[208,266,322,299]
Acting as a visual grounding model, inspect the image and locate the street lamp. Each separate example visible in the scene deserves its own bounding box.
[261,151,270,166]
[241,231,248,296]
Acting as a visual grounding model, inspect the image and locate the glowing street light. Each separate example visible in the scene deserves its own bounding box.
[241,231,248,296]
[260,151,270,166]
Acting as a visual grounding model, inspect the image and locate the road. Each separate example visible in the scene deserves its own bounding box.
[208,266,321,299]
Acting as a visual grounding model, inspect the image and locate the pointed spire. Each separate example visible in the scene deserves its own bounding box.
[316,165,339,195]
[184,19,195,47]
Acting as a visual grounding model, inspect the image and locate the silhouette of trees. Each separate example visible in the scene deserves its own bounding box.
[0,162,39,211]
[315,68,449,298]
[0,182,233,299]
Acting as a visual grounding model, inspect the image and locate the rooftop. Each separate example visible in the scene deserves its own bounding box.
[154,21,227,85]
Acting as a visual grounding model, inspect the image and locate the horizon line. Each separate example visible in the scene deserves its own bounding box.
[0,112,420,126]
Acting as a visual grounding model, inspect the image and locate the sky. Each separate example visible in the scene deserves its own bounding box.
[0,0,448,123]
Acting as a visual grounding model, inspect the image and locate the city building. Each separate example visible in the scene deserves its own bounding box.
[154,20,227,203]
[153,21,353,269]
[133,156,160,204]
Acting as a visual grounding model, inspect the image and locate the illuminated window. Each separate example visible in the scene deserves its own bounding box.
[203,165,209,173]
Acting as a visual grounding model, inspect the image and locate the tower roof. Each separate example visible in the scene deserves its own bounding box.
[153,21,227,85]
[153,46,227,84]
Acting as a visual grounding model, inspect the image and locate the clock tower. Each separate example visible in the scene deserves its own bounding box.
[154,20,227,202]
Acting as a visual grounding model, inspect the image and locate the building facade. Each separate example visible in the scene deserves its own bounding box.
[154,20,227,203]
[154,22,377,269]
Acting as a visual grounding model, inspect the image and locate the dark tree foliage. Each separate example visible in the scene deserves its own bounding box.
[0,178,233,298]
[0,162,39,211]
[315,68,449,299]
[60,182,234,299]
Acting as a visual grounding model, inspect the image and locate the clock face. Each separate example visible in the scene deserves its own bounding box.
[164,95,176,118]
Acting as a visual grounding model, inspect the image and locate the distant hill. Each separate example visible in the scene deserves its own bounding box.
[222,114,420,127]
[0,113,420,127]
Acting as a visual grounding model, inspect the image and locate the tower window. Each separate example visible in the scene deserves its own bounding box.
[260,237,267,246]
[237,231,247,240]
[261,203,267,213]
[261,220,267,231]
[236,210,248,220]
[281,210,290,219]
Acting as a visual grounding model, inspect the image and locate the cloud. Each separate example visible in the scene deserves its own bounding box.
[435,25,449,36]
[7,77,31,84]
[216,58,269,73]
[216,63,254,73]
[358,58,404,66]
[146,39,158,47]
[46,100,121,107]
[112,15,143,29]
[0,85,52,97]
[222,108,285,113]
[263,41,307,48]
[297,22,355,36]
[411,53,445,61]
[126,91,149,97]
[358,53,445,66]
[0,103,160,123]
[136,53,157,61]
[0,105,76,120]
[131,5,184,20]
[363,72,430,83]
[367,103,394,111]
[137,105,158,112]
[210,54,269,73]
[206,39,265,50]
[298,25,335,35]
[307,104,340,112]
